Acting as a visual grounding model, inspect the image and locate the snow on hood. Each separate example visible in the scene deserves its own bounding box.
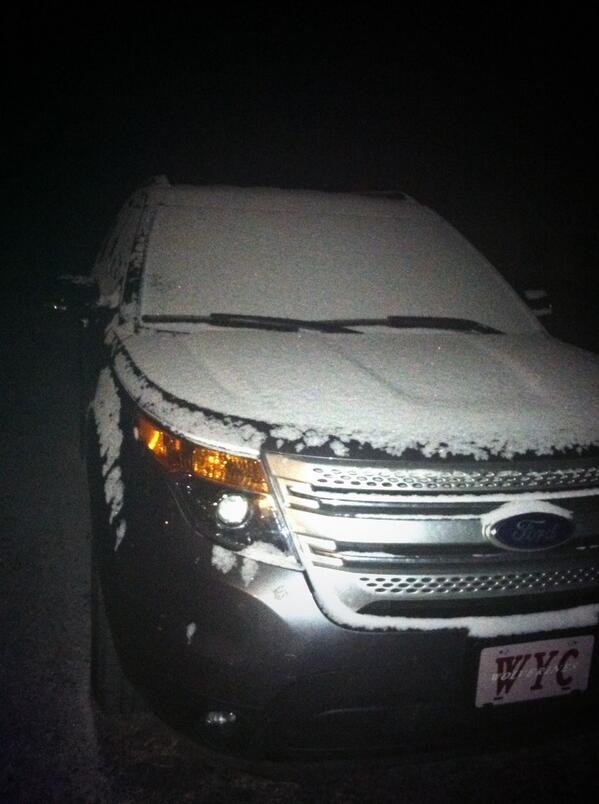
[113,324,599,460]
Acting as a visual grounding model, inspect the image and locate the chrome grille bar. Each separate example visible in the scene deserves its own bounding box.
[308,462,599,494]
[264,452,599,615]
[355,564,599,598]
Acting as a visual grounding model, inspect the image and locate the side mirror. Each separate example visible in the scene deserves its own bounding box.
[521,288,553,320]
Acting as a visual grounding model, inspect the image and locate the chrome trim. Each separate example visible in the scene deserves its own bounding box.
[355,564,599,599]
[303,460,599,494]
[264,452,599,621]
[310,562,599,612]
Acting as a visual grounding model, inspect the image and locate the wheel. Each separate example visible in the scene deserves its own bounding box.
[90,551,146,716]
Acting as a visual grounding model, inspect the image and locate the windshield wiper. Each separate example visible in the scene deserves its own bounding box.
[317,316,503,334]
[142,314,501,335]
[141,313,361,334]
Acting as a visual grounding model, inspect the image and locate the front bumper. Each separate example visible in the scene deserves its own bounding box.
[99,481,599,758]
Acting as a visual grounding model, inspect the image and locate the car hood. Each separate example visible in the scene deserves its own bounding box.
[113,325,599,460]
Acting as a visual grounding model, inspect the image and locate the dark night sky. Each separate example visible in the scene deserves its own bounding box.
[4,5,598,296]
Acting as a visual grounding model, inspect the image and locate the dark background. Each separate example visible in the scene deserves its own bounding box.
[4,4,597,334]
[2,8,599,800]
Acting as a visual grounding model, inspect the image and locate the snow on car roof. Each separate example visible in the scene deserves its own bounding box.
[149,184,416,215]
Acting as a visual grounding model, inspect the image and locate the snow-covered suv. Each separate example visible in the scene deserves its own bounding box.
[84,179,599,757]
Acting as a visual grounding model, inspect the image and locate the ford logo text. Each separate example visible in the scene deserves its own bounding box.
[484,513,574,551]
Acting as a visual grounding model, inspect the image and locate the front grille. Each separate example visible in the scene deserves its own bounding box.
[357,564,599,598]
[265,452,599,624]
[310,463,599,494]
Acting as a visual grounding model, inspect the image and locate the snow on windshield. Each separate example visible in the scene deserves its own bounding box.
[140,191,540,334]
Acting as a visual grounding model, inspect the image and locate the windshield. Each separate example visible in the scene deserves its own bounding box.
[140,201,541,334]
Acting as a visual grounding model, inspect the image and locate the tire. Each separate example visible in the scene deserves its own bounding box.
[90,552,146,716]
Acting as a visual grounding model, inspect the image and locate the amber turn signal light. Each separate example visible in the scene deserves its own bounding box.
[137,413,269,494]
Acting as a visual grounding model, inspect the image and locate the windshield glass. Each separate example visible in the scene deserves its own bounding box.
[140,199,540,334]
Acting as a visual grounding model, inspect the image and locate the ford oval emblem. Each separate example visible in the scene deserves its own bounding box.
[484,513,574,551]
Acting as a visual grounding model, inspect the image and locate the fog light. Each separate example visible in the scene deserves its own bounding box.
[205,711,237,727]
[215,493,250,527]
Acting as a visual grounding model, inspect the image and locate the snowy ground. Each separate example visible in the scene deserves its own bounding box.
[2,313,599,802]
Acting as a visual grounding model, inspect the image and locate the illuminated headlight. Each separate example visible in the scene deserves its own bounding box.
[215,493,250,527]
[136,412,292,556]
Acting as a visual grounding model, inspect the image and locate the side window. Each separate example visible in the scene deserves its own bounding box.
[93,198,144,306]
[121,202,156,309]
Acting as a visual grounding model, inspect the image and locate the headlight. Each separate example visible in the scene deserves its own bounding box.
[137,413,290,555]
[215,493,251,527]
[137,413,268,492]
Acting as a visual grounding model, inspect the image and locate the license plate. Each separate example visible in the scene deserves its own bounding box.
[475,635,594,707]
